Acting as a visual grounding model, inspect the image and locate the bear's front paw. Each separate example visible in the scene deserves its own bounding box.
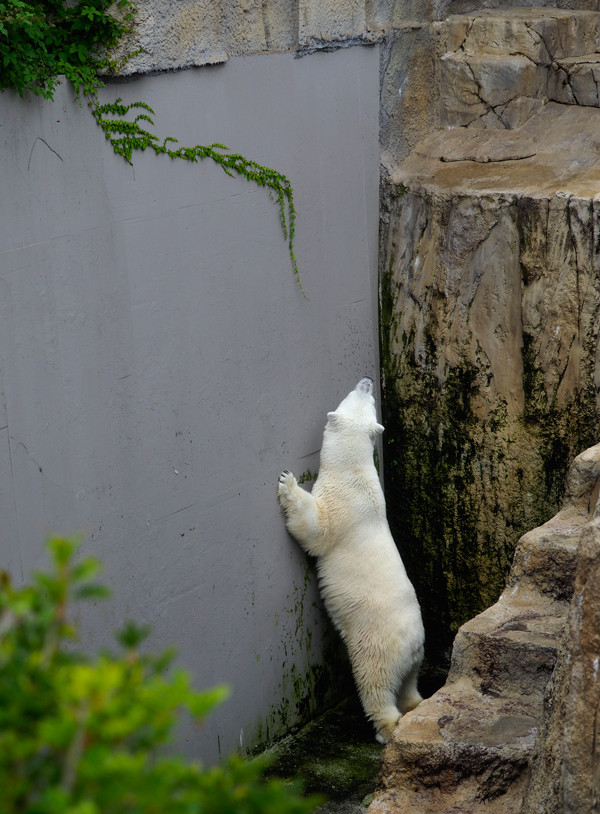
[277,470,297,504]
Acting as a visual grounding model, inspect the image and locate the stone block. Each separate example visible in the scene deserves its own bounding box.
[440,53,546,128]
[380,25,440,165]
[552,55,600,107]
[449,605,565,699]
[111,0,376,74]
[443,8,600,62]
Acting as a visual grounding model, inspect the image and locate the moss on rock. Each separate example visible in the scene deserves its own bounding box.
[379,181,600,672]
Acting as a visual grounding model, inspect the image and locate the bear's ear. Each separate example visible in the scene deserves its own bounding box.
[327,411,341,428]
[370,422,385,438]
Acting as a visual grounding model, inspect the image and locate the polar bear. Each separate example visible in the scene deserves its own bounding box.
[277,377,424,744]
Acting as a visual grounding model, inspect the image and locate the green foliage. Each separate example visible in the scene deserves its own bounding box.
[90,98,303,296]
[0,537,319,813]
[0,0,304,295]
[0,0,135,99]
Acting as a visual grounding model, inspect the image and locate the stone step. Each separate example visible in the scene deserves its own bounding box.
[439,9,600,128]
[370,681,539,813]
[446,597,566,701]
[505,519,581,602]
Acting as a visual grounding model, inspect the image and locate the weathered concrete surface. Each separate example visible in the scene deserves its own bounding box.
[368,443,600,813]
[112,0,384,74]
[0,46,380,762]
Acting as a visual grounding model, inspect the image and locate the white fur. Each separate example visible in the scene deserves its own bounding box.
[278,377,424,743]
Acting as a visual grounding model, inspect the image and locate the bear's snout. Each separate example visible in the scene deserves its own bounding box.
[356,377,374,394]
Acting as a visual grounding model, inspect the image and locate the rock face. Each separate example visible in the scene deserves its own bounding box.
[376,7,600,811]
[439,9,600,129]
[368,443,600,813]
[521,450,600,813]
[380,8,600,663]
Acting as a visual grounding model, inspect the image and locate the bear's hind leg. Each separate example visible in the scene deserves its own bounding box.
[277,470,324,556]
[398,662,423,714]
[356,684,402,745]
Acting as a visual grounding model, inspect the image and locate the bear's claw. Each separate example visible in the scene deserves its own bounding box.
[278,470,296,501]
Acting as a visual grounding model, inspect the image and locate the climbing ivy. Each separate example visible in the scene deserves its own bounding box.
[90,97,302,295]
[0,0,135,99]
[0,0,303,294]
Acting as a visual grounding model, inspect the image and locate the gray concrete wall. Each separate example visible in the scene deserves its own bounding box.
[0,45,380,762]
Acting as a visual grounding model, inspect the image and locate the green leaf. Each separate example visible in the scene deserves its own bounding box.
[48,536,78,567]
[73,584,111,601]
[187,684,231,719]
[115,620,151,650]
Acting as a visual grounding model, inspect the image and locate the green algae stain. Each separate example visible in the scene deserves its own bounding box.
[521,329,598,511]
[247,557,352,756]
[250,646,352,758]
[261,697,382,806]
[379,190,600,679]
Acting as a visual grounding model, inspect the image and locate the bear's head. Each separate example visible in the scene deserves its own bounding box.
[325,377,385,443]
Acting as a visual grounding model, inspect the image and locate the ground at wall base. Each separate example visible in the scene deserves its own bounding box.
[261,696,382,814]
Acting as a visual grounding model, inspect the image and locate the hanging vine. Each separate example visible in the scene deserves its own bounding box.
[0,0,303,294]
[89,97,302,295]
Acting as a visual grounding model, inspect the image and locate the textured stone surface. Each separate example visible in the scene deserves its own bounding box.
[112,0,293,73]
[369,444,600,813]
[111,0,383,74]
[522,513,600,813]
[377,10,600,808]
[298,0,382,52]
[381,97,600,662]
[378,5,600,162]
[439,9,600,129]
[380,23,440,168]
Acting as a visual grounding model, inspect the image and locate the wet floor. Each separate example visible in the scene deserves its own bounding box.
[261,663,446,812]
[263,695,383,813]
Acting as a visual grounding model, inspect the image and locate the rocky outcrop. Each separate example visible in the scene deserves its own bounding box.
[368,443,600,813]
[380,8,600,663]
[521,452,600,813]
[439,8,600,129]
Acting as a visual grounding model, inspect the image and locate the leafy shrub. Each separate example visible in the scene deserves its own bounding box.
[0,0,135,98]
[0,537,319,813]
